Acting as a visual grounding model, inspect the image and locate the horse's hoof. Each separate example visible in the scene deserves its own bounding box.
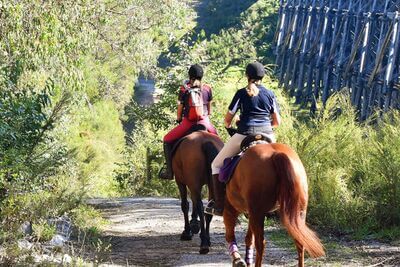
[199,246,209,254]
[180,230,193,241]
[189,219,200,234]
[232,257,246,267]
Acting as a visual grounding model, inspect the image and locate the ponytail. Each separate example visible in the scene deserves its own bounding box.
[246,79,260,96]
[191,79,202,88]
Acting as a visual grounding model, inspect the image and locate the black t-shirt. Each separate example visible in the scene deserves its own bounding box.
[228,85,279,128]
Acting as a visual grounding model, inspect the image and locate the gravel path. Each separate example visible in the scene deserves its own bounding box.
[88,197,400,267]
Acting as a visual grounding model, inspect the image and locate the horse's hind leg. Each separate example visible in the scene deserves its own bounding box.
[249,213,266,267]
[177,182,192,241]
[192,193,210,254]
[190,206,200,235]
[205,212,212,244]
[245,226,255,266]
[295,240,305,267]
[295,212,306,267]
[224,201,245,267]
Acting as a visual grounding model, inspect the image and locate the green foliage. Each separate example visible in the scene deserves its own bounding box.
[115,123,179,197]
[70,205,107,240]
[32,220,56,242]
[197,0,258,37]
[373,226,400,241]
[0,89,70,196]
[66,100,125,197]
[282,93,369,231]
[0,0,191,260]
[363,112,400,227]
[275,93,400,234]
[81,0,192,109]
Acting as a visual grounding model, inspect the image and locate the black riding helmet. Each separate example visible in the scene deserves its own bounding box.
[246,62,265,80]
[188,64,204,80]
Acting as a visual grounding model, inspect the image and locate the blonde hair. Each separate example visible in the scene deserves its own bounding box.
[191,78,202,88]
[246,79,261,96]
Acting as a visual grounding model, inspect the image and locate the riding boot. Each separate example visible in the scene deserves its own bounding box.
[159,142,174,180]
[205,174,225,216]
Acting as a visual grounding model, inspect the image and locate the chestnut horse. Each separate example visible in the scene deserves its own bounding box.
[172,130,223,254]
[223,143,325,267]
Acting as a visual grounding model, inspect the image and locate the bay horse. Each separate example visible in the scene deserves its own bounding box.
[172,130,223,254]
[223,143,325,267]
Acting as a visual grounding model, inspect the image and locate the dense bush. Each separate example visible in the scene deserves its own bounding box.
[278,93,400,235]
[0,0,191,261]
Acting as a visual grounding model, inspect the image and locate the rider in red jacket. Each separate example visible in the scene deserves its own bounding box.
[159,64,218,180]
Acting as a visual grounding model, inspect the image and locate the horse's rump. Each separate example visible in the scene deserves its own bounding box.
[173,131,223,187]
[171,131,223,254]
[226,144,279,213]
[225,143,325,259]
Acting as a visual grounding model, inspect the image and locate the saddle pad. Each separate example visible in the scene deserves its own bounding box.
[218,155,242,183]
[218,138,271,183]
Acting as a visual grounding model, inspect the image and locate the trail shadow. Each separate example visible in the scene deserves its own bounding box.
[101,233,232,266]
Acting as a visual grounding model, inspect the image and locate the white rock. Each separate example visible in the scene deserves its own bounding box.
[17,239,33,250]
[62,254,72,264]
[48,234,67,247]
[34,253,52,263]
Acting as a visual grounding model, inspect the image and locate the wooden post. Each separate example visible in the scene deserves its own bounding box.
[383,12,400,112]
[146,147,151,181]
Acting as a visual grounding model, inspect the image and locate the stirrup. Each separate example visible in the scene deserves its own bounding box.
[204,201,223,216]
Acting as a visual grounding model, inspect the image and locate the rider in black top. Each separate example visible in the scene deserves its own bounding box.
[205,61,281,216]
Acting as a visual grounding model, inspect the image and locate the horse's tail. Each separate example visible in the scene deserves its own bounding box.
[272,152,325,258]
[202,140,220,178]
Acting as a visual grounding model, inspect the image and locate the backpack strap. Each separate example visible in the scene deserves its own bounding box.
[201,83,211,92]
[181,80,191,91]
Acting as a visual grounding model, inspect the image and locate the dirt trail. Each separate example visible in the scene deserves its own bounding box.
[89,197,400,267]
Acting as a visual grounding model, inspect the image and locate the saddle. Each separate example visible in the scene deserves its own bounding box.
[218,133,272,184]
[240,134,272,152]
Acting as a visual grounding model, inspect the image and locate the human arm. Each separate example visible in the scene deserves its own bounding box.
[224,111,234,128]
[225,90,241,128]
[206,85,213,115]
[176,104,183,122]
[269,91,280,128]
[176,85,186,123]
[271,112,280,128]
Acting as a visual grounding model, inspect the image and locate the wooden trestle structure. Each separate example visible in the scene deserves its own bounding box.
[274,0,400,119]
